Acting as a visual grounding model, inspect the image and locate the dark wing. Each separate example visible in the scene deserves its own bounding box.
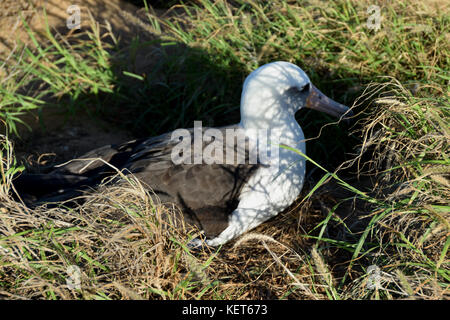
[15,125,260,238]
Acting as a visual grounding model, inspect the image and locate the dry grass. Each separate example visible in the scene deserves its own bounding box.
[0,0,449,300]
[1,81,449,298]
[0,141,334,299]
[338,79,450,299]
[1,140,202,299]
[0,135,328,299]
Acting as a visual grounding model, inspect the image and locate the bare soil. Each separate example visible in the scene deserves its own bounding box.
[0,0,151,57]
[0,0,164,166]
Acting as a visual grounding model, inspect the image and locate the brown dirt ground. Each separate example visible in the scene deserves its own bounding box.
[0,0,166,165]
[0,0,150,57]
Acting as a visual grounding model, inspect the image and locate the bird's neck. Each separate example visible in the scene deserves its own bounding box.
[239,87,303,148]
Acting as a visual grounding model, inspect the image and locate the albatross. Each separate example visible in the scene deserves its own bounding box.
[14,61,352,247]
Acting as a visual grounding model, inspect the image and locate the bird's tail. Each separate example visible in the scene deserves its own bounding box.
[12,173,92,206]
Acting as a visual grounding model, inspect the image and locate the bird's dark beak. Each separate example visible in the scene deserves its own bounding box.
[305,84,353,120]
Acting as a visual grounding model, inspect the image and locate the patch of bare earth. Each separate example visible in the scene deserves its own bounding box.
[0,0,163,164]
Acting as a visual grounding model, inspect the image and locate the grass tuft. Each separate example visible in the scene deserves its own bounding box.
[0,0,448,299]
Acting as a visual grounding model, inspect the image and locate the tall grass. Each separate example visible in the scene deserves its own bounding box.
[0,0,448,299]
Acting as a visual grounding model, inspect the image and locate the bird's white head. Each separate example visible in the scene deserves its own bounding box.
[239,61,351,130]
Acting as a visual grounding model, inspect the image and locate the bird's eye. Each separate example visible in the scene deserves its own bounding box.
[299,83,310,93]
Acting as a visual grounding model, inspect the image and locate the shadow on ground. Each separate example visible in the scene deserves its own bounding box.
[2,0,379,290]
